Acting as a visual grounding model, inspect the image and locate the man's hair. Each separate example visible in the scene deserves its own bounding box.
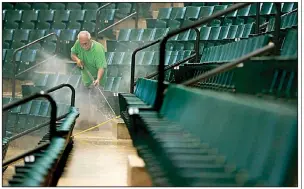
[77,31,91,40]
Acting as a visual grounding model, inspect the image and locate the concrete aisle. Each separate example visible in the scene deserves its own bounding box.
[57,123,137,186]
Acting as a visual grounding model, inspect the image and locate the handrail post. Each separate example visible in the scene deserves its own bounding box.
[193,28,200,62]
[130,39,161,93]
[255,3,260,34]
[3,92,57,139]
[95,3,112,39]
[11,33,59,99]
[274,3,282,55]
[155,3,252,111]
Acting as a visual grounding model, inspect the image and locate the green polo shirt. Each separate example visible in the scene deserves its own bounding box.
[71,40,107,87]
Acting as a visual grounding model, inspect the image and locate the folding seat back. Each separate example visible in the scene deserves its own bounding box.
[140,29,155,41]
[66,3,83,10]
[280,29,297,57]
[184,6,201,20]
[49,3,66,10]
[157,8,172,19]
[169,7,186,20]
[83,3,99,10]
[53,10,70,22]
[3,29,14,41]
[69,10,86,23]
[37,10,55,22]
[32,3,49,10]
[4,10,23,22]
[198,6,214,19]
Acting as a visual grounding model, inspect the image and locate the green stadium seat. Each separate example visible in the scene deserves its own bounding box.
[67,75,81,89]
[19,22,35,29]
[36,21,51,29]
[121,52,132,65]
[208,26,221,40]
[28,30,46,42]
[184,6,201,20]
[235,24,245,38]
[118,29,131,41]
[112,77,122,92]
[222,18,233,26]
[226,5,238,17]
[281,2,295,13]
[213,5,228,16]
[99,9,116,22]
[157,8,172,19]
[3,29,14,42]
[189,2,205,6]
[140,28,155,41]
[234,17,245,25]
[116,3,133,19]
[209,19,221,26]
[248,3,259,16]
[226,25,238,40]
[68,10,85,23]
[11,41,26,49]
[59,29,77,41]
[154,19,167,28]
[143,51,156,65]
[181,19,195,27]
[83,3,99,10]
[4,10,23,22]
[15,3,32,10]
[198,6,214,19]
[177,30,191,41]
[112,52,125,65]
[13,29,30,42]
[241,23,254,38]
[53,10,70,22]
[237,4,251,17]
[281,29,297,57]
[51,22,67,29]
[152,28,169,40]
[3,2,14,10]
[37,10,55,22]
[83,10,97,22]
[32,3,49,10]
[3,49,7,61]
[199,26,211,41]
[67,22,82,30]
[49,3,66,10]
[292,12,297,28]
[167,20,181,30]
[66,3,83,10]
[81,22,96,34]
[169,7,186,20]
[4,21,20,29]
[260,2,276,16]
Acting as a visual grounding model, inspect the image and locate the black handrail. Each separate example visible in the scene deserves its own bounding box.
[45,84,76,106]
[3,142,50,168]
[12,33,60,99]
[95,3,113,38]
[155,3,252,110]
[3,93,57,139]
[255,3,260,34]
[274,3,282,55]
[182,43,275,86]
[97,12,137,37]
[130,27,200,93]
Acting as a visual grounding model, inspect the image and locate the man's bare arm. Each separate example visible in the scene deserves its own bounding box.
[71,53,83,68]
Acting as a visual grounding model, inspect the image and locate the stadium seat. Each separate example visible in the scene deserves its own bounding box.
[154,19,167,28]
[169,7,186,20]
[237,4,251,17]
[117,29,131,41]
[167,20,181,29]
[83,3,99,10]
[116,3,133,19]
[280,29,297,57]
[37,10,55,22]
[67,22,82,30]
[51,22,67,29]
[208,26,221,40]
[226,25,238,40]
[32,3,49,10]
[152,28,169,40]
[198,6,214,19]
[3,29,14,42]
[49,3,66,10]
[68,10,85,23]
[19,21,36,29]
[184,6,201,20]
[157,8,172,20]
[260,2,276,16]
[4,10,23,22]
[15,3,32,10]
[81,22,96,34]
[36,22,51,30]
[213,5,228,16]
[53,10,70,22]
[66,3,83,10]
[83,10,97,22]
[3,2,14,10]
[281,2,295,13]
[140,28,155,41]
[199,26,211,41]
[12,29,30,42]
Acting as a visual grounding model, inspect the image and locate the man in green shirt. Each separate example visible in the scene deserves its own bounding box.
[71,31,107,88]
[71,31,107,128]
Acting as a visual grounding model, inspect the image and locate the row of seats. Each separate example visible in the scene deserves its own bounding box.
[154,3,290,22]
[8,106,79,186]
[266,11,297,32]
[119,78,297,186]
[31,73,81,90]
[3,29,77,49]
[2,2,136,11]
[4,98,71,134]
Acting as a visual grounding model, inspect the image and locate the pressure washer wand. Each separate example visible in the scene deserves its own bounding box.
[81,65,117,118]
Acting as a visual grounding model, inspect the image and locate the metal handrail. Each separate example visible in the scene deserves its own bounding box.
[155,3,252,110]
[95,3,113,38]
[3,93,57,139]
[259,8,298,29]
[97,12,137,37]
[274,3,282,55]
[130,27,201,93]
[45,83,76,106]
[182,43,275,86]
[12,33,60,99]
